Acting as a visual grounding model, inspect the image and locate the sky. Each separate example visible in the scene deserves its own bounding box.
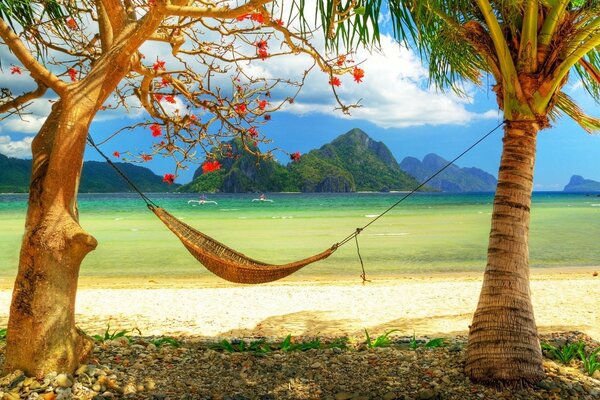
[1,17,599,191]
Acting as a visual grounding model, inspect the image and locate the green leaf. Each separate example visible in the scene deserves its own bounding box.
[354,6,366,15]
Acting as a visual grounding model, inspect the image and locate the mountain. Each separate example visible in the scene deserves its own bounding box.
[297,128,420,192]
[79,161,178,193]
[400,153,497,192]
[0,153,31,192]
[0,154,177,193]
[563,175,600,192]
[178,128,421,193]
[182,140,297,193]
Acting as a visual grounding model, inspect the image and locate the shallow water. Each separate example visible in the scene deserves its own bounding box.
[1,192,599,278]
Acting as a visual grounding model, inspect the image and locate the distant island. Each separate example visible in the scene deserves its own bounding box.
[177,128,422,193]
[400,153,497,192]
[1,128,501,194]
[563,175,600,192]
[0,153,176,193]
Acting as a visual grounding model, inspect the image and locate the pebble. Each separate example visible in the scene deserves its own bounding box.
[417,388,438,399]
[53,374,72,388]
[335,393,355,400]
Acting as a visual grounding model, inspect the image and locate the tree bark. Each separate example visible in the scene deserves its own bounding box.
[465,120,545,383]
[4,95,98,378]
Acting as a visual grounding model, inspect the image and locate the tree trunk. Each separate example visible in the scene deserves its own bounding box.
[465,120,545,383]
[4,95,98,378]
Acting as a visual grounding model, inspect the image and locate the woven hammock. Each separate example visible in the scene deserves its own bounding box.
[151,207,338,284]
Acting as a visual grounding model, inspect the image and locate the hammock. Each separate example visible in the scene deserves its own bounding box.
[151,206,337,284]
[86,121,503,284]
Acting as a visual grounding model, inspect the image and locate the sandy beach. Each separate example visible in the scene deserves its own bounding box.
[0,267,597,340]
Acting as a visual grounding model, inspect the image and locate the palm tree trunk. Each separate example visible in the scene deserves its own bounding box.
[465,119,545,383]
[4,96,97,378]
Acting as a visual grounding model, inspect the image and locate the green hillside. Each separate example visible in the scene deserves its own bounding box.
[178,128,422,193]
[0,154,177,193]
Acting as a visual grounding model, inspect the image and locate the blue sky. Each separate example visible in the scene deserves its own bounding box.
[1,28,599,191]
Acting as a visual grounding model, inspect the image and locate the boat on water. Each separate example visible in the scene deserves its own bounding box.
[252,194,273,203]
[188,195,218,205]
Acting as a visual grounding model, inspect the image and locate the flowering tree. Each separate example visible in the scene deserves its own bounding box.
[0,0,373,376]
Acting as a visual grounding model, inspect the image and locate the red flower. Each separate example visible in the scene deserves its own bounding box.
[150,124,162,137]
[141,154,153,161]
[154,94,163,102]
[153,60,166,71]
[160,77,170,87]
[67,68,77,81]
[353,66,365,83]
[165,95,176,104]
[256,40,268,60]
[202,160,222,173]
[248,127,258,137]
[251,13,264,23]
[274,19,284,26]
[329,76,341,87]
[236,13,250,21]
[234,103,247,115]
[10,66,22,75]
[336,55,346,66]
[163,173,175,184]
[290,152,301,162]
[264,114,271,121]
[258,99,268,110]
[66,18,77,30]
[113,151,120,158]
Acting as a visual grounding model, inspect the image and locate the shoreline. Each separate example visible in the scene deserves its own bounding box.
[0,265,596,290]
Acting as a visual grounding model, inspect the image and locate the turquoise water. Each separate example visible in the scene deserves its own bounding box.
[1,192,599,278]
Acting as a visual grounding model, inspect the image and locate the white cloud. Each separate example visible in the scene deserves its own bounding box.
[1,97,53,133]
[259,35,496,128]
[0,135,33,158]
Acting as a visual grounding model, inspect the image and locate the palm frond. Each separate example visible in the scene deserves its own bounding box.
[296,0,384,51]
[572,51,600,102]
[553,91,600,133]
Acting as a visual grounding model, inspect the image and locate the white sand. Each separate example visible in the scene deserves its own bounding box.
[0,269,597,339]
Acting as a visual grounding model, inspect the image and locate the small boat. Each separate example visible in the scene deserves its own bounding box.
[188,195,218,205]
[252,194,273,203]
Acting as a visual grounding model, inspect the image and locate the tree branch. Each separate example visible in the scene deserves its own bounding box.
[160,0,273,18]
[0,18,68,96]
[0,83,47,114]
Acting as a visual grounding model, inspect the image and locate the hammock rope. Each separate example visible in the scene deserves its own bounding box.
[86,120,505,284]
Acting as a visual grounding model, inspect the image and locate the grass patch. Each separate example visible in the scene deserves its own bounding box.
[541,341,584,364]
[92,323,141,343]
[364,329,399,349]
[280,335,322,352]
[578,347,600,376]
[151,337,181,348]
[212,339,272,354]
[409,333,446,350]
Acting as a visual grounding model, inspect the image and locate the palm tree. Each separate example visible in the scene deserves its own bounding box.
[367,0,600,383]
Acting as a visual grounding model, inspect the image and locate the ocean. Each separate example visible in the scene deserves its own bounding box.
[1,192,599,278]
